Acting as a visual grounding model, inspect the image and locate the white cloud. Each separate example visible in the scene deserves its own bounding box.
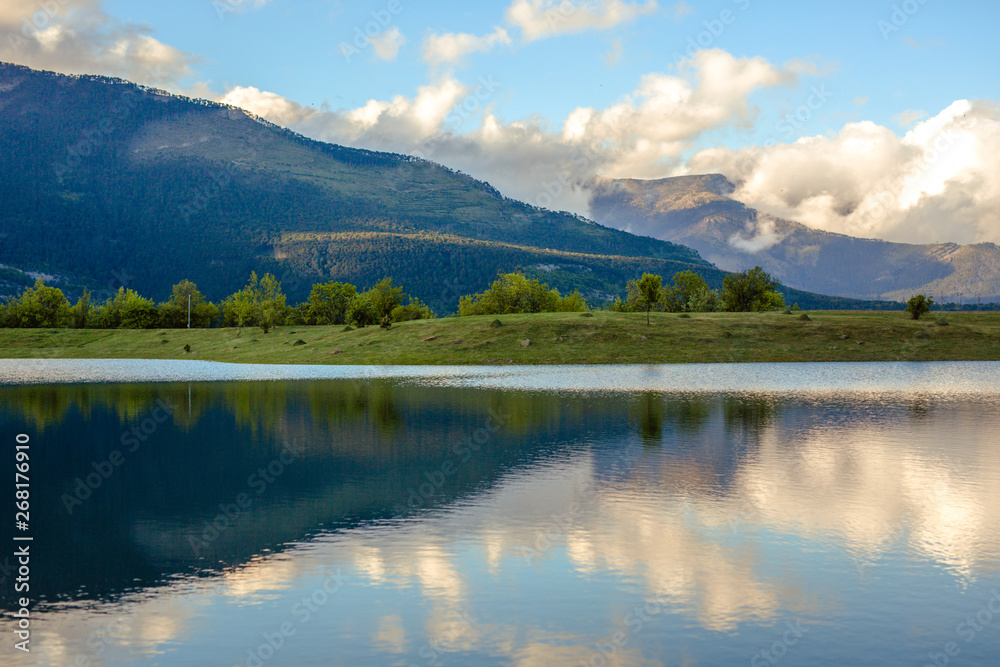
[686,100,1000,245]
[371,26,406,61]
[217,49,797,214]
[505,0,658,43]
[0,0,195,88]
[422,27,511,67]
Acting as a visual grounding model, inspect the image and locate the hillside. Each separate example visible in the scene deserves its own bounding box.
[0,62,712,313]
[590,176,1000,304]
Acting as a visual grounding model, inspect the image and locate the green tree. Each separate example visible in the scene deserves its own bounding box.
[92,287,159,329]
[665,271,719,313]
[71,288,91,329]
[4,279,72,328]
[221,272,286,334]
[722,267,785,312]
[159,280,217,328]
[307,281,358,325]
[391,297,436,322]
[458,273,559,315]
[222,273,258,335]
[630,273,664,325]
[348,293,377,327]
[366,278,406,321]
[555,289,589,312]
[257,273,287,333]
[905,294,934,320]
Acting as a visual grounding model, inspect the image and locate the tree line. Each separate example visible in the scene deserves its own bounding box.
[0,265,931,331]
[0,274,434,332]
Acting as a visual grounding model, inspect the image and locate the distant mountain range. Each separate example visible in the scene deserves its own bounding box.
[590,175,1000,304]
[0,62,890,312]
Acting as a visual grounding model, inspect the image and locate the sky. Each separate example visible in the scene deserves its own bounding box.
[2,0,999,246]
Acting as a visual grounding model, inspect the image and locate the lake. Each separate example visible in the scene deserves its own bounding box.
[1,361,999,666]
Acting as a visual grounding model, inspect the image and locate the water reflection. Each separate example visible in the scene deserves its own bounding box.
[1,375,999,665]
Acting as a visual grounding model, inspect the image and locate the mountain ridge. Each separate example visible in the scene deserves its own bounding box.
[589,175,1000,303]
[0,61,894,312]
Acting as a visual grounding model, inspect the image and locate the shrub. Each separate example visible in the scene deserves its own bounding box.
[905,294,934,320]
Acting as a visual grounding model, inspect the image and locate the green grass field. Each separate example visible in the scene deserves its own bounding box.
[2,311,998,365]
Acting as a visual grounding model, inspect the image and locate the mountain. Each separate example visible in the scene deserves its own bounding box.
[0,62,890,313]
[589,175,1000,304]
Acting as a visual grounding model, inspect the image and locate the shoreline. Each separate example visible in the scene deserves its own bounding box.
[3,358,1000,393]
[1,311,997,367]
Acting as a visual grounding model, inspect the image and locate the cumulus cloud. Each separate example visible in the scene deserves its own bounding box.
[505,0,658,43]
[422,27,511,67]
[0,0,195,87]
[728,215,785,253]
[371,26,406,61]
[686,100,1000,245]
[216,49,798,214]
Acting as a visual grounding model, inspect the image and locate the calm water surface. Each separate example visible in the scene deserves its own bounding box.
[1,362,999,666]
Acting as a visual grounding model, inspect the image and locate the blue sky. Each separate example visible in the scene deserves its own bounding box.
[97,0,996,144]
[2,0,999,243]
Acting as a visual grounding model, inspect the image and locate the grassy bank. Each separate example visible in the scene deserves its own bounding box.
[0,311,998,365]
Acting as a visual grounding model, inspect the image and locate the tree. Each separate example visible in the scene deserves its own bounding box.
[905,294,934,320]
[665,271,720,313]
[722,267,785,312]
[458,273,559,316]
[366,278,406,321]
[222,274,258,335]
[159,280,217,328]
[257,273,287,333]
[348,293,376,327]
[391,297,436,322]
[630,273,664,325]
[222,272,286,334]
[92,287,159,329]
[555,289,589,312]
[307,281,357,325]
[71,288,91,329]
[3,279,71,328]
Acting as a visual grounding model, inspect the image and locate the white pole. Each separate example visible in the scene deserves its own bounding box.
[187,294,191,329]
